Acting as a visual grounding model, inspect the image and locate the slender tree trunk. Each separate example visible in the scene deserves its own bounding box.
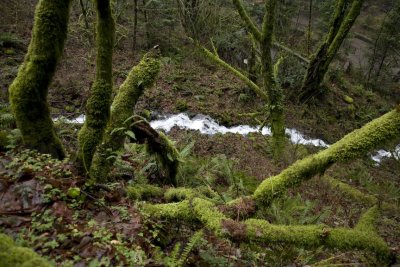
[142,0,150,48]
[9,0,72,159]
[78,0,115,171]
[260,0,285,158]
[374,45,389,80]
[132,0,138,53]
[366,9,392,83]
[230,0,285,157]
[306,0,312,55]
[300,0,363,103]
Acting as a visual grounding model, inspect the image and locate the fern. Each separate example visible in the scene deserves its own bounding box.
[0,113,15,129]
[176,230,203,267]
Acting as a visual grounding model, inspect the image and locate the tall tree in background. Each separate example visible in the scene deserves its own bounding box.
[8,0,73,159]
[300,0,364,103]
[367,2,400,85]
[202,0,285,157]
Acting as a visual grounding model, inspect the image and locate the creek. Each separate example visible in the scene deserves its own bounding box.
[55,113,399,164]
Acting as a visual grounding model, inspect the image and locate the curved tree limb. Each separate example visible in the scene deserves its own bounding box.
[198,44,269,102]
[272,42,310,65]
[232,0,262,41]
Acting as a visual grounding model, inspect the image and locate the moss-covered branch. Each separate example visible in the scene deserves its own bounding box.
[253,109,400,205]
[260,0,285,157]
[199,45,268,102]
[244,217,388,258]
[78,0,115,169]
[232,0,262,41]
[146,197,390,259]
[89,49,161,182]
[272,42,310,64]
[9,0,72,159]
[0,233,52,267]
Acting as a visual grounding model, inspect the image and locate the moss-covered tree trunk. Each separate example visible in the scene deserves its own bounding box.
[300,0,364,103]
[8,0,72,159]
[78,0,115,170]
[89,50,161,182]
[260,0,285,157]
[231,0,285,157]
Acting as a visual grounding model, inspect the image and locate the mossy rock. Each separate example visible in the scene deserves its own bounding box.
[0,233,52,267]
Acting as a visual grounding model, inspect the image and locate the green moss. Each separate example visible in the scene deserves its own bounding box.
[254,109,400,205]
[164,187,197,201]
[145,200,192,220]
[78,0,115,169]
[355,206,379,232]
[0,233,52,267]
[127,184,164,200]
[89,50,161,182]
[192,198,227,235]
[9,0,72,159]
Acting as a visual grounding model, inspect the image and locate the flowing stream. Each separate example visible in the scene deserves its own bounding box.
[55,113,399,163]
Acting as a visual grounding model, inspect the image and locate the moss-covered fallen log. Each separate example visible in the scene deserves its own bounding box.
[253,109,400,205]
[0,233,52,267]
[9,0,72,159]
[146,198,390,259]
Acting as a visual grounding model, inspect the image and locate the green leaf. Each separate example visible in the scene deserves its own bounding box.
[125,130,136,140]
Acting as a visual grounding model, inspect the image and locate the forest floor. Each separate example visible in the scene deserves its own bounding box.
[1,1,400,266]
